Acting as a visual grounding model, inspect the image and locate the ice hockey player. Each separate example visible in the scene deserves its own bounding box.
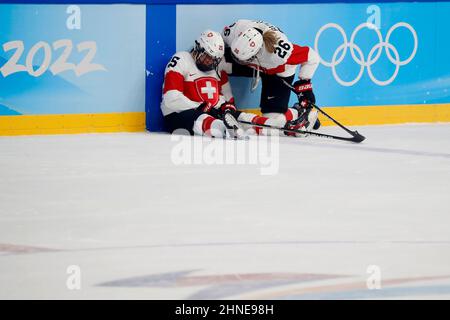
[161,29,245,139]
[161,29,290,139]
[221,19,321,134]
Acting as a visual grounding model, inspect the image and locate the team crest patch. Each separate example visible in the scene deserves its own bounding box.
[195,77,219,106]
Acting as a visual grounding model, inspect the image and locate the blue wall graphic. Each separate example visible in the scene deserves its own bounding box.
[0,1,449,132]
[0,4,146,115]
[176,3,450,109]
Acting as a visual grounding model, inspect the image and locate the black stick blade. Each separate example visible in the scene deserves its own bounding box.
[351,131,366,143]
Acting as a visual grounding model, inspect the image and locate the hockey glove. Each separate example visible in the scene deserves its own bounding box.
[219,102,241,119]
[293,79,315,108]
[197,101,220,118]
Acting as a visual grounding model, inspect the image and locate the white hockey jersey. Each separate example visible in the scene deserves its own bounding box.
[222,19,319,79]
[160,51,234,116]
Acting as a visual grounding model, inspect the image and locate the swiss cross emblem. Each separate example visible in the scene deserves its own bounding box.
[195,77,219,106]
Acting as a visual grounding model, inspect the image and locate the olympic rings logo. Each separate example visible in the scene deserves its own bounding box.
[314,22,418,86]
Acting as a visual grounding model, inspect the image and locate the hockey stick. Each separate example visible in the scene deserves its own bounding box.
[239,120,364,143]
[280,78,366,143]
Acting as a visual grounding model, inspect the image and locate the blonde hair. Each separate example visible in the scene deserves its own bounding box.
[263,30,279,53]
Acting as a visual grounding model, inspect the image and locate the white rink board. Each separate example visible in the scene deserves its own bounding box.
[0,124,449,299]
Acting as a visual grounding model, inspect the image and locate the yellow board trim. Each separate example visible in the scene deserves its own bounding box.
[246,103,450,126]
[0,104,449,136]
[0,112,146,136]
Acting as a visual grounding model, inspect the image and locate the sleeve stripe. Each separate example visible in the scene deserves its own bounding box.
[219,70,229,87]
[287,45,310,65]
[163,70,185,94]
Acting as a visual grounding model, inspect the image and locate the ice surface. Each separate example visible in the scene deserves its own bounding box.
[0,123,449,299]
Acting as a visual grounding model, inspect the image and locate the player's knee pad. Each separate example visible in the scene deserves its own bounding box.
[262,113,287,128]
[193,114,227,138]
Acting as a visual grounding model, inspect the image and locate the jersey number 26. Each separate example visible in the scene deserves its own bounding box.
[274,40,291,58]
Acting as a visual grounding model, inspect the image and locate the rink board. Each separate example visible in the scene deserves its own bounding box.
[2,104,449,135]
[0,1,449,135]
[0,4,146,135]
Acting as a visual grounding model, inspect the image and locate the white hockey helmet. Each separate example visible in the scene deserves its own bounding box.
[193,30,225,72]
[230,27,263,62]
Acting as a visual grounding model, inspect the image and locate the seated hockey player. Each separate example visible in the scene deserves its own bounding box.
[221,19,321,134]
[161,29,287,139]
[161,29,247,139]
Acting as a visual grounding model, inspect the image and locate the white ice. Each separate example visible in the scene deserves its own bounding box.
[0,123,449,299]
